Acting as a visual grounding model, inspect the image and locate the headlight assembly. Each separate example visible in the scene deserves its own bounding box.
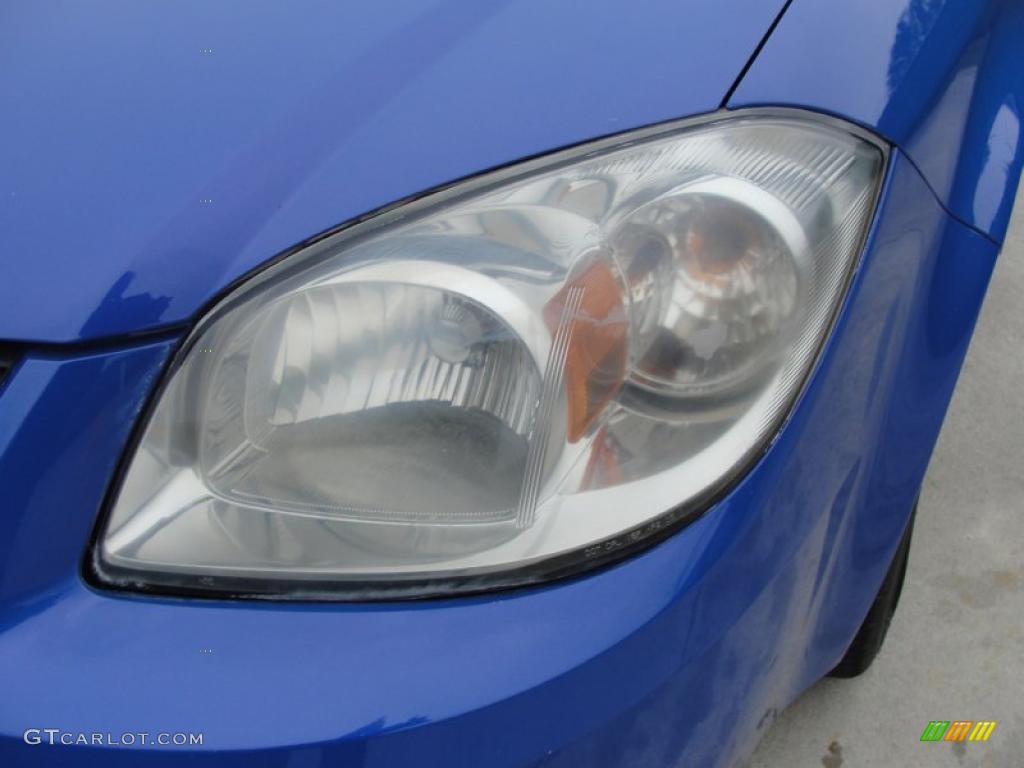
[94,111,885,598]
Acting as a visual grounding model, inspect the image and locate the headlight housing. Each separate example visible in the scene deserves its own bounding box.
[94,110,884,599]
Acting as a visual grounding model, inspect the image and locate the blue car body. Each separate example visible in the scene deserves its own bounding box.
[0,1,1021,766]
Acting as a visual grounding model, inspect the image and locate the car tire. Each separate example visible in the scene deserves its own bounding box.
[828,502,916,678]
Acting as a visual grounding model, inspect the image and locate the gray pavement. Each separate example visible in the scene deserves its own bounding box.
[746,181,1024,766]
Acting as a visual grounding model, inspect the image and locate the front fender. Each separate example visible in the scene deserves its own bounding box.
[730,0,1024,243]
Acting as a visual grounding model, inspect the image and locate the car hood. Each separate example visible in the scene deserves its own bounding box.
[1,0,786,343]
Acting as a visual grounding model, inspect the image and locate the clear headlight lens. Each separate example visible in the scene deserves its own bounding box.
[97,112,884,596]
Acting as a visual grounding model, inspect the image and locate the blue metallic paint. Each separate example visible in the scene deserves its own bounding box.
[0,340,175,608]
[0,152,1000,766]
[0,0,785,344]
[3,0,1022,763]
[730,0,1024,243]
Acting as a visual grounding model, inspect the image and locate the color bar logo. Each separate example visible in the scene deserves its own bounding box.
[920,721,997,742]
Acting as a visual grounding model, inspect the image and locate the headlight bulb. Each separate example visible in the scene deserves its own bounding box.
[428,298,487,366]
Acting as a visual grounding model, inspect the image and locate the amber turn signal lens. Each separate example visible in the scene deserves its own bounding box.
[544,260,629,442]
